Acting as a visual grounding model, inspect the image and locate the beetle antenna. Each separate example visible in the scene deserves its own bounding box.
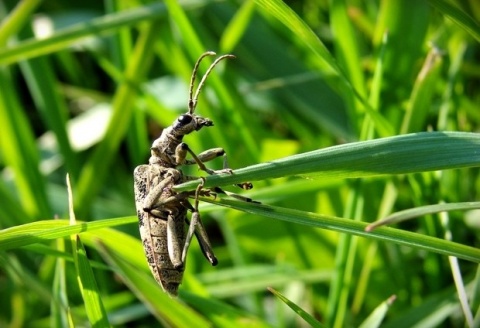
[188,52,235,114]
[188,51,215,113]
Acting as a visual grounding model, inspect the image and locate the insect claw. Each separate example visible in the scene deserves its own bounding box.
[236,182,253,190]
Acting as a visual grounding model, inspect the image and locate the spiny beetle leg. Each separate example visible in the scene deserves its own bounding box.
[181,178,217,266]
[178,143,232,175]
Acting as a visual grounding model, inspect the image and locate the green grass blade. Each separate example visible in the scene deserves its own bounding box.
[0,69,51,219]
[254,0,395,137]
[1,1,479,326]
[428,0,480,42]
[255,0,341,76]
[68,174,110,327]
[21,57,79,176]
[51,237,74,328]
[0,180,30,227]
[201,198,480,263]
[358,295,397,328]
[71,235,110,327]
[74,22,159,215]
[175,131,480,190]
[0,3,169,65]
[367,202,480,231]
[383,281,475,328]
[0,0,42,46]
[330,0,366,96]
[220,0,256,52]
[401,48,443,134]
[181,291,272,328]
[268,287,325,328]
[330,0,366,132]
[200,266,331,298]
[328,188,362,328]
[0,217,135,251]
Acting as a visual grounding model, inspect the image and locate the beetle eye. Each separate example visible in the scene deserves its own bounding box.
[177,115,192,125]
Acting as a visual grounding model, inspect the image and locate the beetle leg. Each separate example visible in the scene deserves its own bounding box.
[167,208,185,269]
[142,175,174,211]
[176,143,232,175]
[181,179,218,266]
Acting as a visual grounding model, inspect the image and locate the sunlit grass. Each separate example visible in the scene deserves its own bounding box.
[0,0,479,327]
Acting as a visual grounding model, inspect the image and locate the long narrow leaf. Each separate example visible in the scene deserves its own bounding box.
[200,197,480,263]
[175,131,480,190]
[268,287,325,328]
[0,217,135,251]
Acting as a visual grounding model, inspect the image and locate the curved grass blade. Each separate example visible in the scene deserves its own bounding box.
[0,2,224,65]
[427,0,480,42]
[358,295,397,328]
[366,202,480,231]
[199,197,480,263]
[268,287,325,328]
[67,174,110,328]
[0,217,136,252]
[175,131,480,191]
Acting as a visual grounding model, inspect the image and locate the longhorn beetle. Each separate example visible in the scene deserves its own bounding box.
[134,52,253,296]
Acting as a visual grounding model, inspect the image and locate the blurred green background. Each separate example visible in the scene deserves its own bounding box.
[0,0,479,327]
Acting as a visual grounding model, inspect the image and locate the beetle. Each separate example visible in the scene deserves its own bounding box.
[134,52,250,296]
